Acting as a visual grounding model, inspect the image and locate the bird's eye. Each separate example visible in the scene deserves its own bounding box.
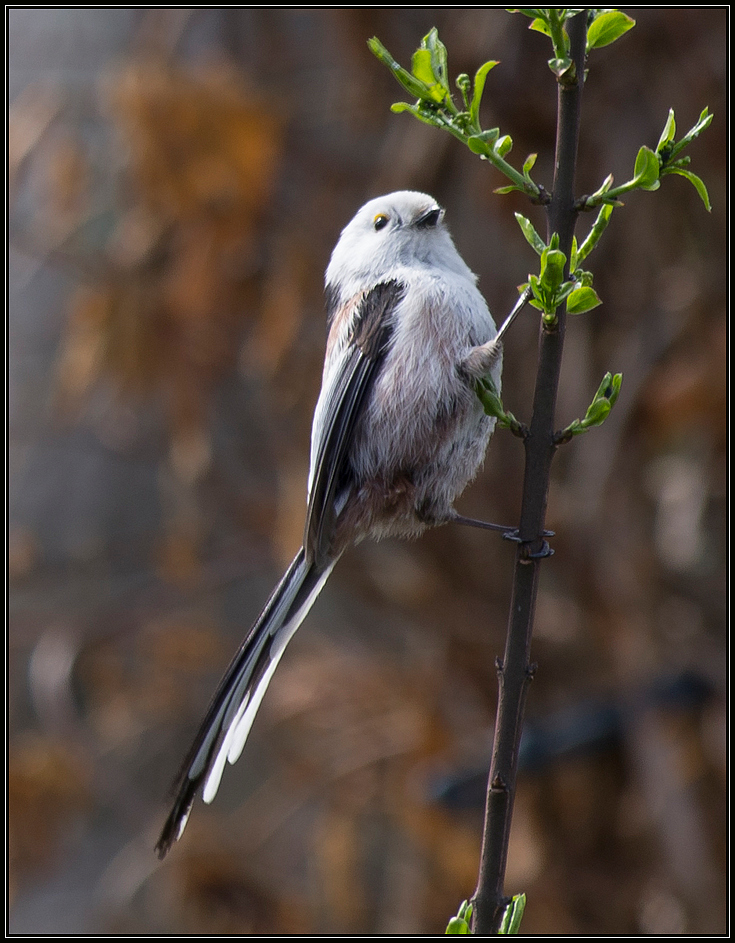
[373,214,389,231]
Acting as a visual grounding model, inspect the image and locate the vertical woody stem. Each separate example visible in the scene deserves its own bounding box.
[472,12,587,935]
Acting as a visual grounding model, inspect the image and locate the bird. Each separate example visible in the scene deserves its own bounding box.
[156,190,504,858]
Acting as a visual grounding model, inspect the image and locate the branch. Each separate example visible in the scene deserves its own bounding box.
[471,10,588,935]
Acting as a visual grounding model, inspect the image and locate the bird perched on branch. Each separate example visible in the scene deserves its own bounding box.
[156,190,504,858]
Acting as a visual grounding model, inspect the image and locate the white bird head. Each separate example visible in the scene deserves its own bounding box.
[325,191,476,302]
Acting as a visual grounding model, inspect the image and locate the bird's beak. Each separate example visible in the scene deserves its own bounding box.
[415,205,443,228]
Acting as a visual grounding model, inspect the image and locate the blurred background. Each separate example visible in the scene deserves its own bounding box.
[8,8,726,935]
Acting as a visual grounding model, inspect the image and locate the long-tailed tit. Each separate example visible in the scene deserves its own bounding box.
[156,190,505,857]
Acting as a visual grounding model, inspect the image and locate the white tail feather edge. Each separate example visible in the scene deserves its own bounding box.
[202,562,336,805]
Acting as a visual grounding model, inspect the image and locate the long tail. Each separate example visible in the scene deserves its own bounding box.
[156,547,335,858]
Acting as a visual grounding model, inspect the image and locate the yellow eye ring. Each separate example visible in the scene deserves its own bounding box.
[373,213,389,231]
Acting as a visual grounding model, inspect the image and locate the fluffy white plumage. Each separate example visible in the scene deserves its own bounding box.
[157,191,502,858]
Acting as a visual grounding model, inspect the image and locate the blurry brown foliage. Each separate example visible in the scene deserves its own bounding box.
[8,8,726,936]
[8,733,91,893]
[11,52,283,585]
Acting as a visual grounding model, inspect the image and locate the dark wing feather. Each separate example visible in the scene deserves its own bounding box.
[305,280,405,565]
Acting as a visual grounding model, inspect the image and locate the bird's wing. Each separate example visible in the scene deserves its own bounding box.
[305,279,405,565]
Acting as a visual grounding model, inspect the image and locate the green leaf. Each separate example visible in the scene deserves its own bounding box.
[681,106,714,146]
[468,127,499,154]
[667,107,713,162]
[446,896,473,932]
[411,48,446,104]
[584,371,622,424]
[470,59,500,129]
[476,378,520,431]
[656,108,677,155]
[508,8,548,19]
[476,379,506,419]
[498,893,527,935]
[527,273,546,311]
[566,286,601,315]
[540,247,567,292]
[532,282,553,311]
[586,10,635,50]
[557,372,623,440]
[633,145,660,190]
[522,152,538,177]
[583,397,610,426]
[424,27,451,94]
[411,48,435,85]
[576,203,614,264]
[556,280,576,306]
[607,372,623,408]
[411,49,436,86]
[515,213,546,255]
[587,173,614,202]
[495,134,513,158]
[528,16,552,37]
[662,167,712,211]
